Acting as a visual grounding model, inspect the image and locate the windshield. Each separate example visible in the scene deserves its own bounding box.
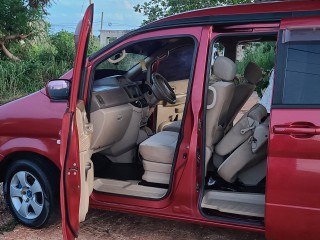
[97,52,146,72]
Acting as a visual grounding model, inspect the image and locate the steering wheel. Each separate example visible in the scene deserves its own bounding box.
[151,73,176,104]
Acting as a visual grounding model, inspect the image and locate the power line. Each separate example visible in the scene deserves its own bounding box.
[50,21,139,28]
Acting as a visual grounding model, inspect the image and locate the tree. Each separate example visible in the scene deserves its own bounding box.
[0,0,51,60]
[134,0,255,25]
[134,0,280,25]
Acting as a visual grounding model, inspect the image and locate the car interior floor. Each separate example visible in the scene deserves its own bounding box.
[91,153,168,199]
[201,170,266,219]
[91,153,144,181]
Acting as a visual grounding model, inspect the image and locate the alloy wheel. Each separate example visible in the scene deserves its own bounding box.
[10,171,44,220]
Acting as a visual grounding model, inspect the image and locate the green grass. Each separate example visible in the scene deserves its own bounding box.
[0,59,72,104]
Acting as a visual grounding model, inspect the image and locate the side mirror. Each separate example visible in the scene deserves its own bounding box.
[46,79,71,101]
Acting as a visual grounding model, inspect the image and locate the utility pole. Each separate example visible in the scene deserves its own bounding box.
[101,12,104,31]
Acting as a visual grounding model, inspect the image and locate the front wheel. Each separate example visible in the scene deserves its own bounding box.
[4,159,55,228]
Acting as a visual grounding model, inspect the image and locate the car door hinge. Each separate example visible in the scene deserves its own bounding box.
[67,164,78,174]
[198,119,202,131]
[196,183,200,192]
[196,148,201,167]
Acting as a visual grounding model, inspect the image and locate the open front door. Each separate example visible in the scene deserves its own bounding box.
[266,16,320,240]
[60,4,94,240]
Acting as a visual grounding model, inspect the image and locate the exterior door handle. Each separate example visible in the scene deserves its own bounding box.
[273,122,320,136]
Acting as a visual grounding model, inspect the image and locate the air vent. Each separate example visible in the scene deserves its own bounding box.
[96,95,105,105]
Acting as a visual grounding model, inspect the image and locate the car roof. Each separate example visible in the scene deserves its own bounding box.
[153,0,320,24]
[140,0,320,32]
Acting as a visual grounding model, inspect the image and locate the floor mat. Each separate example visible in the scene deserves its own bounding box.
[92,153,144,181]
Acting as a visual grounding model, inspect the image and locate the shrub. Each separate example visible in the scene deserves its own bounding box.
[50,31,75,63]
[0,31,100,104]
[236,42,276,97]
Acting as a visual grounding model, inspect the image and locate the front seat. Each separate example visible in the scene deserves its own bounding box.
[225,62,262,130]
[213,104,269,185]
[139,56,236,184]
[139,131,178,184]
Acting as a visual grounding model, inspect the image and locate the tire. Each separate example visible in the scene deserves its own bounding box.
[3,158,55,228]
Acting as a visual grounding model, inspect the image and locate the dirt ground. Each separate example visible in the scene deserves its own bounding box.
[0,94,264,239]
[0,185,265,240]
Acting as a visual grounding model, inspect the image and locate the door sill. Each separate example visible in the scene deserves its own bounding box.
[93,178,167,199]
[201,190,265,218]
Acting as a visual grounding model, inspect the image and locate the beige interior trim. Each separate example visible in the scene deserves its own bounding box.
[93,178,167,199]
[104,105,148,159]
[142,171,171,184]
[201,190,265,217]
[91,104,133,151]
[156,79,188,132]
[143,160,172,173]
[207,86,217,109]
[76,101,94,222]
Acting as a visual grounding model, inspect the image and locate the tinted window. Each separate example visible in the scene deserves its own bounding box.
[157,45,194,81]
[282,42,320,105]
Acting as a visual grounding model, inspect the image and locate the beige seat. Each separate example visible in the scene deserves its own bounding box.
[139,131,178,184]
[139,56,237,184]
[204,57,236,172]
[213,104,269,186]
[225,62,262,130]
[162,120,181,132]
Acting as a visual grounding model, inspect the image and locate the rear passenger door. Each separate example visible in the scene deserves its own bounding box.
[266,17,320,240]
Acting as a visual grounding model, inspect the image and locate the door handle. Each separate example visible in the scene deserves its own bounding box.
[273,122,320,136]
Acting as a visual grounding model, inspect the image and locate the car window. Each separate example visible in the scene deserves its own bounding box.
[94,37,195,80]
[281,42,320,104]
[157,45,194,81]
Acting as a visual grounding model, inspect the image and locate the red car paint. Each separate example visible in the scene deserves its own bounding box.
[1,1,320,239]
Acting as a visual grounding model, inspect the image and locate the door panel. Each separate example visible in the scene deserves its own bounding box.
[266,17,320,240]
[76,101,94,222]
[266,110,320,240]
[156,79,188,131]
[60,112,80,239]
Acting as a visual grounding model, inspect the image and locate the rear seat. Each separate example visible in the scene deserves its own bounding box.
[213,104,269,186]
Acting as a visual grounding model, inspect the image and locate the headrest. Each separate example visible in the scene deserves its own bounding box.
[213,56,236,82]
[247,104,267,123]
[244,62,262,84]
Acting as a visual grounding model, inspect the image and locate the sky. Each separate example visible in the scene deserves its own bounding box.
[47,0,146,35]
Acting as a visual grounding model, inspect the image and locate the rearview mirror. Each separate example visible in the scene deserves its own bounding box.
[46,79,71,101]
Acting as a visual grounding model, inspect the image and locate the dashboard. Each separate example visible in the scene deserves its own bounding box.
[91,75,147,112]
[90,75,150,152]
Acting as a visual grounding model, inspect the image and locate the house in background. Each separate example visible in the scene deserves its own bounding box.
[99,30,131,46]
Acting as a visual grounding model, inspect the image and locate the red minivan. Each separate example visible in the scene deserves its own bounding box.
[1,1,320,239]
